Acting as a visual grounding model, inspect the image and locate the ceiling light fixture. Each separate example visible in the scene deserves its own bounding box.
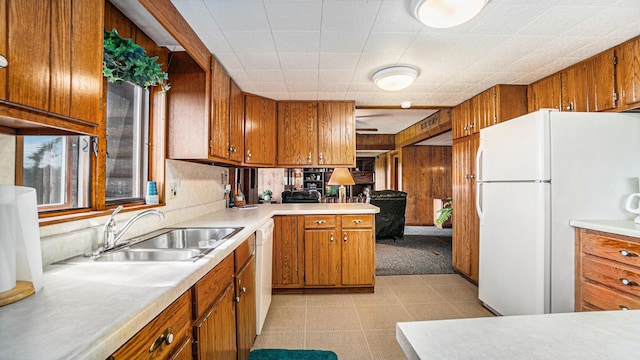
[412,0,489,28]
[401,101,412,109]
[372,66,419,92]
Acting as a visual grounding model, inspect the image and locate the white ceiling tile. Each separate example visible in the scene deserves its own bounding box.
[288,92,318,100]
[264,1,322,31]
[171,1,217,31]
[213,52,243,71]
[362,32,419,54]
[320,32,369,53]
[258,92,290,101]
[247,70,285,83]
[317,92,347,101]
[199,31,233,54]
[273,32,320,53]
[321,0,382,32]
[238,53,281,70]
[250,82,288,92]
[319,53,361,71]
[278,53,319,70]
[203,0,270,32]
[283,70,319,85]
[319,70,355,83]
[517,6,601,36]
[370,0,423,33]
[224,31,276,53]
[318,82,351,92]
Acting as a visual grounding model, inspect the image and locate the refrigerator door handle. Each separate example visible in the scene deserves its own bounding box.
[475,143,484,182]
[476,181,484,225]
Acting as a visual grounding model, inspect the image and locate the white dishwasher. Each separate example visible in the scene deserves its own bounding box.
[255,218,274,335]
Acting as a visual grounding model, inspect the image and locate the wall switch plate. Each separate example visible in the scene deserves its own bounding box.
[169,184,178,199]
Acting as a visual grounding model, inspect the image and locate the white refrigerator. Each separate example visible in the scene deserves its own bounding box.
[475,110,640,316]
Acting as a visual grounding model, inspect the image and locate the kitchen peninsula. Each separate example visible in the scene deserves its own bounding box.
[0,203,378,360]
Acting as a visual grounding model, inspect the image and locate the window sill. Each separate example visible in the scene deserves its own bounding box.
[38,203,166,227]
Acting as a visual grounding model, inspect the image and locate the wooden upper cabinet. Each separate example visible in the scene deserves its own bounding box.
[561,49,616,112]
[229,80,245,163]
[167,51,211,160]
[317,101,356,167]
[453,85,526,140]
[276,101,318,167]
[561,63,589,112]
[244,93,276,166]
[0,0,103,134]
[452,100,470,140]
[619,37,640,108]
[528,73,562,112]
[210,57,231,160]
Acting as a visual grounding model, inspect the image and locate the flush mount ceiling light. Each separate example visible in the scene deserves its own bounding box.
[412,0,489,28]
[372,66,419,91]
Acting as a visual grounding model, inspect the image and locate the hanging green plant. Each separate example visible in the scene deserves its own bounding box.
[103,29,170,92]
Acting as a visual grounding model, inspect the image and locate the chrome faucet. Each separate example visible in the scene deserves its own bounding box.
[102,205,165,251]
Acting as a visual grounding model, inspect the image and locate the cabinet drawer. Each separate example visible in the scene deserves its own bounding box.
[582,256,640,297]
[581,281,640,311]
[193,253,234,319]
[304,215,337,229]
[110,291,192,359]
[580,230,640,268]
[235,234,255,272]
[341,214,373,229]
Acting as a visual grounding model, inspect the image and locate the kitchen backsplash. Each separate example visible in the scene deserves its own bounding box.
[39,159,228,267]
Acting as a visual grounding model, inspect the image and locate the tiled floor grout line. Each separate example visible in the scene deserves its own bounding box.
[351,294,376,360]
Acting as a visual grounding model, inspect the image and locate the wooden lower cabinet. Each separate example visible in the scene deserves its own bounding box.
[452,135,480,283]
[575,228,640,311]
[234,237,257,360]
[112,235,258,360]
[273,215,305,289]
[109,291,193,360]
[273,214,375,292]
[304,228,341,286]
[194,284,237,360]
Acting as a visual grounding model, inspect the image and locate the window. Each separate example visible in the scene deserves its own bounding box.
[21,135,91,211]
[105,82,150,204]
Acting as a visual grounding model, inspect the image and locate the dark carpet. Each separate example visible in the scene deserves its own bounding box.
[249,349,338,360]
[375,235,455,276]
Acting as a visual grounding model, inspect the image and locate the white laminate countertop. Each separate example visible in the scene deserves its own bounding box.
[397,310,640,360]
[569,219,640,238]
[0,203,378,360]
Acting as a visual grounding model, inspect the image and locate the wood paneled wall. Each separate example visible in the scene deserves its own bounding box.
[401,145,452,226]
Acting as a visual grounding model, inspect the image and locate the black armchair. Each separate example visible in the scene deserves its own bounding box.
[369,190,407,240]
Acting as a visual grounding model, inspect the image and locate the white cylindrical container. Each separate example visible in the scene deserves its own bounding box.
[0,187,17,293]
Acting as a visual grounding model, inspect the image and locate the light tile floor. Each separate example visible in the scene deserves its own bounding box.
[252,274,494,360]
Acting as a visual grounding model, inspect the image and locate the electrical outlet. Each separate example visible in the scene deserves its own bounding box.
[169,183,178,199]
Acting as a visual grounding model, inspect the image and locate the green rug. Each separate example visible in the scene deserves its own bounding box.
[249,349,338,360]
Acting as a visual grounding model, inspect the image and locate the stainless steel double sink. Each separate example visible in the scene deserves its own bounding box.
[92,227,243,262]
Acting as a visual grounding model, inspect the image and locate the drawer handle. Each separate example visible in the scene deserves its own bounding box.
[343,234,347,242]
[620,305,630,311]
[620,278,638,286]
[149,327,174,353]
[330,234,334,242]
[352,219,362,224]
[315,220,325,224]
[619,250,638,257]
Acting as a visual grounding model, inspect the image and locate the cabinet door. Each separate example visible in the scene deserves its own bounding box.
[67,0,103,123]
[235,256,256,360]
[194,284,237,360]
[6,0,51,110]
[588,49,616,112]
[620,38,640,106]
[304,229,341,286]
[229,80,244,163]
[273,216,304,288]
[317,101,355,167]
[561,63,589,112]
[244,94,276,166]
[211,57,231,160]
[169,337,194,360]
[452,135,479,282]
[341,229,375,286]
[527,73,561,112]
[277,101,317,166]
